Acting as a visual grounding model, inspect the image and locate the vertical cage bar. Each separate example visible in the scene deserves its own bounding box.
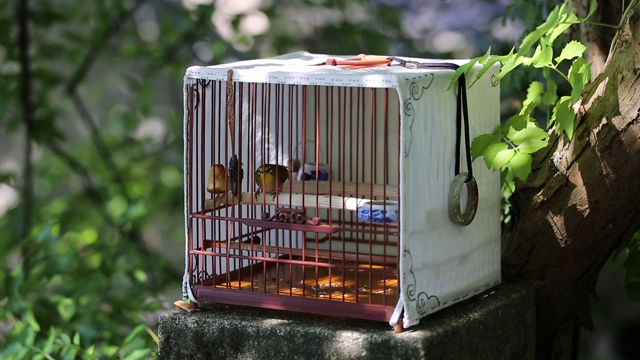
[187,81,195,288]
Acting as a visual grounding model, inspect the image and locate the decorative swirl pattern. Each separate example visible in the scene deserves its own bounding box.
[406,283,416,300]
[403,249,440,317]
[403,99,414,119]
[408,82,422,100]
[402,74,434,157]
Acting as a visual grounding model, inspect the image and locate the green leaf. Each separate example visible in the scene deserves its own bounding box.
[547,10,579,44]
[471,54,505,87]
[122,324,147,348]
[495,51,524,83]
[551,96,576,139]
[501,168,516,196]
[510,152,532,181]
[542,78,558,105]
[24,309,41,333]
[518,139,549,154]
[568,57,590,102]
[516,6,560,56]
[531,44,553,68]
[123,349,153,360]
[86,345,95,356]
[555,40,587,64]
[471,133,502,160]
[510,125,549,145]
[586,0,598,19]
[505,114,529,131]
[483,142,509,170]
[493,148,516,169]
[57,297,76,322]
[520,81,544,115]
[476,47,493,64]
[133,269,148,283]
[42,327,58,353]
[450,59,478,90]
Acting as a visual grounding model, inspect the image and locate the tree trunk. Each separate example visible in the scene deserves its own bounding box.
[503,1,640,358]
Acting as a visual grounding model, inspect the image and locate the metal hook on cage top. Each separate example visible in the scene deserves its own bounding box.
[293,140,331,181]
[447,70,478,226]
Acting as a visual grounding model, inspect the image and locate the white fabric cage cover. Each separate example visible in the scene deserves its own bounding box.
[182,52,501,329]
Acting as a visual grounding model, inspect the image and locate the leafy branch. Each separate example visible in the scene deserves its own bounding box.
[451,0,596,208]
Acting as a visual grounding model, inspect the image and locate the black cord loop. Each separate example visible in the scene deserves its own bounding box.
[389,57,478,226]
[388,57,473,182]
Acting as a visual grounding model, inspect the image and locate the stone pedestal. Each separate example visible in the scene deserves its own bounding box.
[158,283,534,360]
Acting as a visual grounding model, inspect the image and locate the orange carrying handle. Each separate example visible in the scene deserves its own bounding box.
[315,54,391,68]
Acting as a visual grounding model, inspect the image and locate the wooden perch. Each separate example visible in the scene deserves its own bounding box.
[205,191,371,212]
[203,180,398,212]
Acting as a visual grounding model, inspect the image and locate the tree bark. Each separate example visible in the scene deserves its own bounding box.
[503,1,640,358]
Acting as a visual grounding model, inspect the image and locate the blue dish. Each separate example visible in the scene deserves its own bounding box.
[356,201,398,223]
[299,169,330,181]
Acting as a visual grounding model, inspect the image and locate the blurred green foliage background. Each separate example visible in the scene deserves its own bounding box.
[3,0,632,358]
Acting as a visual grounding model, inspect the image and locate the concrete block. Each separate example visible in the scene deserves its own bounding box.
[158,283,534,360]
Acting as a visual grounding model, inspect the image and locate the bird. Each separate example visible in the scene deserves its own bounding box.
[207,164,230,203]
[254,164,289,198]
[207,164,231,208]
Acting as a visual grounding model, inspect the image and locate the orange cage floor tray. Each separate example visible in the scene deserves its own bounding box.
[196,257,399,306]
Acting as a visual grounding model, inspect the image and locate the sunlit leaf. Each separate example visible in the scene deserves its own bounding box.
[510,125,549,145]
[496,53,525,82]
[494,148,516,169]
[520,81,544,115]
[471,53,506,87]
[483,142,510,170]
[555,40,587,64]
[471,133,502,160]
[518,139,549,154]
[505,114,529,131]
[517,6,560,56]
[450,59,478,90]
[531,44,553,68]
[547,10,579,43]
[510,152,532,181]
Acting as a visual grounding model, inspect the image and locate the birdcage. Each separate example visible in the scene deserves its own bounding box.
[182,52,501,330]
